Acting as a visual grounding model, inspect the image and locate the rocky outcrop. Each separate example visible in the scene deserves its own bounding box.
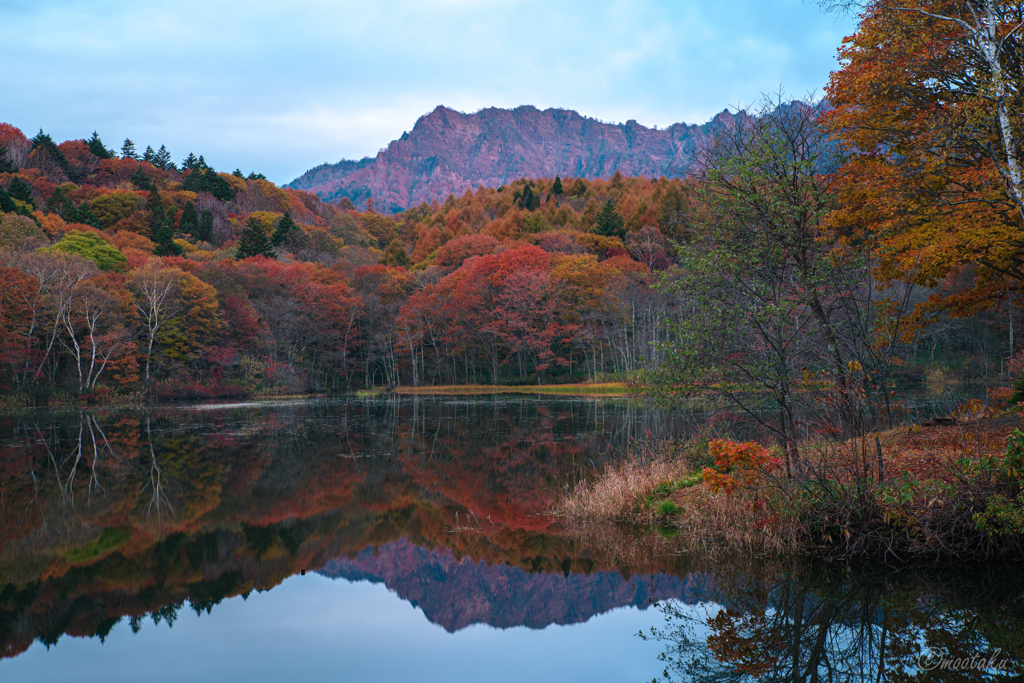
[319,539,711,632]
[288,105,741,211]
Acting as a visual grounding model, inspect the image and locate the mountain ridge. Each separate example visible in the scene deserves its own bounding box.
[287,104,742,211]
[319,538,711,632]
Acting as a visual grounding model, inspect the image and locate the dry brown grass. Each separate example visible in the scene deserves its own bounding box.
[668,486,799,554]
[556,437,801,556]
[557,412,1024,559]
[558,456,686,521]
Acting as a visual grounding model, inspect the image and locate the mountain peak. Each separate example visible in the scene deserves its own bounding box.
[288,105,740,211]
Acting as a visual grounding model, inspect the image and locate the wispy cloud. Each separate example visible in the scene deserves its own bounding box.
[0,0,854,183]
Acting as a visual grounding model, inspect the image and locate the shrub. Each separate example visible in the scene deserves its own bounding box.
[701,439,780,494]
[657,500,681,517]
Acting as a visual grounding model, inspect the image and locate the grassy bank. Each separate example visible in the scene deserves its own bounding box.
[557,411,1024,561]
[392,382,632,396]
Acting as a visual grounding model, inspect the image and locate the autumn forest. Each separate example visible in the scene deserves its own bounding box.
[0,91,1017,406]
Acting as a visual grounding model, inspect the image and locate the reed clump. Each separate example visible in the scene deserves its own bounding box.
[557,411,1024,561]
[557,434,802,555]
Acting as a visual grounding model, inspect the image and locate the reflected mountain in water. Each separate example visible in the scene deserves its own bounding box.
[0,397,690,657]
[322,538,708,631]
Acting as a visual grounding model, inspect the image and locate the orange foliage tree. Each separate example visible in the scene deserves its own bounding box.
[823,0,1024,316]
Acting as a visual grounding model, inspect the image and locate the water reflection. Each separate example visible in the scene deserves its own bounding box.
[0,397,1022,683]
[0,396,687,659]
[321,538,710,632]
[644,560,1024,681]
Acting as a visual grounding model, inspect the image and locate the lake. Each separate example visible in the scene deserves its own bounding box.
[0,396,1021,681]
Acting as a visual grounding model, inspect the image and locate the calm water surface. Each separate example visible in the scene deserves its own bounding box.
[0,396,1021,682]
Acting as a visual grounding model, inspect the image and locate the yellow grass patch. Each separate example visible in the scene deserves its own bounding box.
[393,382,632,396]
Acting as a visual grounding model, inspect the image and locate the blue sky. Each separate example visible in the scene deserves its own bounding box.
[0,0,854,184]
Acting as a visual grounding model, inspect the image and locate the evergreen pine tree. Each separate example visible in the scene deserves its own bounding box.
[31,130,72,176]
[197,155,208,170]
[146,188,167,237]
[153,223,182,256]
[69,202,103,229]
[232,169,245,178]
[142,146,156,164]
[595,199,626,240]
[44,186,102,228]
[87,132,113,159]
[0,186,18,213]
[0,145,14,173]
[7,177,34,207]
[552,175,563,195]
[514,183,540,211]
[155,145,172,169]
[236,218,276,259]
[198,210,214,243]
[181,167,236,201]
[247,171,267,181]
[44,187,68,216]
[129,167,156,192]
[121,138,139,160]
[272,211,297,246]
[180,201,198,236]
[182,153,199,170]
[149,189,181,257]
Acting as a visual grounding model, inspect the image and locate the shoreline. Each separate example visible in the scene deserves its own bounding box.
[0,384,634,413]
[391,382,632,396]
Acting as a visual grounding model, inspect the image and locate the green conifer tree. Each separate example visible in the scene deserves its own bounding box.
[147,189,181,256]
[198,210,214,243]
[155,145,172,170]
[0,186,18,213]
[70,202,103,229]
[142,146,156,164]
[130,167,156,192]
[181,167,236,201]
[595,199,626,240]
[32,130,72,177]
[272,211,297,246]
[153,223,182,256]
[86,132,113,159]
[180,201,198,236]
[44,187,70,217]
[552,175,564,195]
[182,153,199,170]
[236,218,276,259]
[0,145,14,174]
[121,138,139,160]
[514,183,540,211]
[7,177,34,207]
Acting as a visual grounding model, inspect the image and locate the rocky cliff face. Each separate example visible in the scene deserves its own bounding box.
[319,539,712,632]
[288,105,740,211]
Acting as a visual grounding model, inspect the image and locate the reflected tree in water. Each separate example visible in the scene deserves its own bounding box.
[642,564,1024,682]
